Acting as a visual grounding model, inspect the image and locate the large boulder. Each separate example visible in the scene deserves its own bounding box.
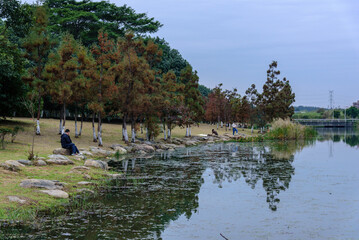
[84,159,108,170]
[20,179,64,190]
[34,160,47,166]
[111,146,127,155]
[79,151,93,156]
[0,163,20,172]
[40,190,69,199]
[48,154,70,160]
[5,160,25,168]
[46,154,74,165]
[89,147,115,156]
[46,159,74,165]
[104,173,124,180]
[17,160,33,166]
[52,148,71,155]
[132,144,155,153]
[184,140,198,147]
[7,196,27,204]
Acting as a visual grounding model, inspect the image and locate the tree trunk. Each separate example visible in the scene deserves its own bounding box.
[61,103,66,134]
[146,128,149,141]
[167,122,171,139]
[98,112,103,146]
[140,123,143,134]
[123,114,129,143]
[131,118,136,143]
[185,125,189,137]
[92,113,97,142]
[59,108,63,135]
[79,110,84,136]
[36,97,41,135]
[163,122,167,140]
[189,125,192,137]
[75,108,79,138]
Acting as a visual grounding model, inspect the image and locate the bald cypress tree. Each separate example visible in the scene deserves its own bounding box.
[44,33,79,134]
[22,6,55,135]
[111,32,157,143]
[89,30,115,146]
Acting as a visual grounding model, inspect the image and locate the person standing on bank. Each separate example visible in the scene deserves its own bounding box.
[232,122,238,135]
[61,129,80,155]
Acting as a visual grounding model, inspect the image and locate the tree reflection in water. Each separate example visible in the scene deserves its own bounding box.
[3,140,314,239]
[205,141,312,211]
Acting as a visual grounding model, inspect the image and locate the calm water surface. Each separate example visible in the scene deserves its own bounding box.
[2,129,359,239]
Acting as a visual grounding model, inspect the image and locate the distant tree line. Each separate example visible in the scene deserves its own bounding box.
[204,61,295,129]
[0,0,295,145]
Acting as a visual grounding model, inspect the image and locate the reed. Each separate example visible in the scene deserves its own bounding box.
[266,118,317,140]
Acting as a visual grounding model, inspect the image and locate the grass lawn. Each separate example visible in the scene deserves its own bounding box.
[0,117,256,161]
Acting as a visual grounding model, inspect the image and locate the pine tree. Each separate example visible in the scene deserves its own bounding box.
[257,61,295,124]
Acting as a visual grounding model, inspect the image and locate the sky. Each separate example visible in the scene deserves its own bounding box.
[25,0,359,108]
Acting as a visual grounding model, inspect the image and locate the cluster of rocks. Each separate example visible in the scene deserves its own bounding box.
[3,133,248,205]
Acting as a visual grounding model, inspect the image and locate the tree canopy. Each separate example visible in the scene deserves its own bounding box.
[45,0,163,46]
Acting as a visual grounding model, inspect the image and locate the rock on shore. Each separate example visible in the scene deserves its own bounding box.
[20,179,65,190]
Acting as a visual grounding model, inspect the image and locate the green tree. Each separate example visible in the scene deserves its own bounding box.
[0,32,25,118]
[346,106,358,119]
[333,110,340,119]
[144,37,187,77]
[257,61,295,124]
[22,6,55,135]
[178,65,204,137]
[198,84,211,98]
[0,0,32,37]
[45,0,162,46]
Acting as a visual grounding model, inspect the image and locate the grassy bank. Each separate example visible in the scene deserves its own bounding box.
[0,117,256,222]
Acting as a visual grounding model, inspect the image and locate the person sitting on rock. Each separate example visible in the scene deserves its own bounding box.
[212,129,218,136]
[61,129,80,155]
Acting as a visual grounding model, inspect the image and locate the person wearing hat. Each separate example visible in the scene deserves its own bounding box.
[61,129,80,155]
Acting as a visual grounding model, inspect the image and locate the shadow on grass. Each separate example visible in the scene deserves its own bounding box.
[0,120,33,128]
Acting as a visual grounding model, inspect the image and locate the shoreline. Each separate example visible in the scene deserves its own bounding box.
[0,133,258,225]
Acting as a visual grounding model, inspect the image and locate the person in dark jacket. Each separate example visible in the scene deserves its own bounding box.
[61,129,79,155]
[212,129,218,136]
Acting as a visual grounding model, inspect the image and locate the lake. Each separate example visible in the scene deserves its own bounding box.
[2,128,359,239]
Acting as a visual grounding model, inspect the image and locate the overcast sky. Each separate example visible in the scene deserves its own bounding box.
[25,0,359,107]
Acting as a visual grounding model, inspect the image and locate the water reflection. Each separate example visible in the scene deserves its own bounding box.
[317,128,359,148]
[203,142,303,211]
[0,138,337,239]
